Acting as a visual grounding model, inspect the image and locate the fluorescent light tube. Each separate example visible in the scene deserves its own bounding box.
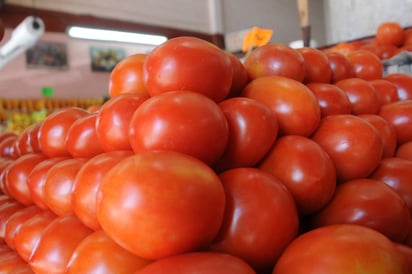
[67,26,167,46]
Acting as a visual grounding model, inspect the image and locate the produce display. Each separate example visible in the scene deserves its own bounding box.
[0,21,411,273]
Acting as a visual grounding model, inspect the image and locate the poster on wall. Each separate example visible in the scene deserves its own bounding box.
[26,41,68,70]
[90,46,125,72]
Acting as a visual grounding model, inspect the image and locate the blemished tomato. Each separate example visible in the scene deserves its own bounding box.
[347,49,384,80]
[272,224,408,274]
[309,178,411,243]
[297,47,332,83]
[384,73,412,101]
[243,43,305,82]
[143,36,233,102]
[376,21,405,47]
[242,76,320,137]
[369,78,400,105]
[213,97,278,172]
[312,114,383,182]
[370,157,412,216]
[38,107,89,158]
[66,230,151,273]
[29,214,93,274]
[129,91,229,166]
[66,113,104,158]
[97,151,225,260]
[306,83,352,117]
[259,135,336,216]
[226,52,249,98]
[335,78,380,115]
[72,150,133,231]
[396,141,412,161]
[325,51,355,83]
[135,252,256,274]
[43,158,88,216]
[379,100,412,145]
[95,93,149,152]
[210,168,299,272]
[108,53,148,97]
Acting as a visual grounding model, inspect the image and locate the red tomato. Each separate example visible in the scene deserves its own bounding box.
[4,153,47,206]
[29,214,92,274]
[97,151,225,260]
[210,168,299,272]
[335,78,381,115]
[272,224,408,274]
[135,252,256,274]
[306,83,352,117]
[0,249,32,273]
[297,47,332,83]
[312,114,383,182]
[369,78,400,105]
[370,157,412,215]
[66,230,151,273]
[347,49,384,80]
[396,141,412,161]
[143,36,233,102]
[108,53,148,97]
[15,122,42,155]
[380,44,400,59]
[325,51,355,82]
[358,114,397,158]
[384,73,412,101]
[38,107,89,158]
[376,21,405,47]
[360,41,384,59]
[0,200,24,242]
[129,91,228,166]
[226,52,249,98]
[242,76,320,136]
[0,134,18,159]
[72,150,133,230]
[95,93,149,152]
[379,100,412,145]
[396,243,412,272]
[43,158,88,216]
[214,97,278,172]
[259,135,336,215]
[13,210,57,262]
[243,43,305,82]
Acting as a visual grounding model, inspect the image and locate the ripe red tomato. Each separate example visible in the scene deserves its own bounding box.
[379,100,412,145]
[15,122,42,155]
[0,249,32,273]
[72,150,133,230]
[95,93,149,152]
[29,214,93,274]
[135,252,256,274]
[259,135,336,215]
[297,47,332,83]
[376,21,405,47]
[38,107,89,158]
[0,134,18,159]
[335,78,381,114]
[347,49,384,80]
[226,52,249,98]
[325,51,355,83]
[312,114,383,182]
[384,73,412,101]
[396,243,412,272]
[129,91,229,166]
[243,43,305,82]
[306,83,352,117]
[214,97,278,172]
[380,44,400,59]
[242,76,320,136]
[369,78,399,105]
[310,178,411,243]
[143,36,233,102]
[108,53,148,97]
[66,230,151,273]
[360,41,384,59]
[97,151,225,260]
[396,141,412,161]
[0,200,24,242]
[273,224,409,274]
[210,168,299,272]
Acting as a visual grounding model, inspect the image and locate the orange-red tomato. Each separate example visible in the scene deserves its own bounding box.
[297,47,332,83]
[325,51,355,83]
[226,52,249,98]
[379,100,412,145]
[384,73,412,101]
[376,21,405,47]
[396,141,412,161]
[306,83,352,117]
[347,49,384,80]
[15,122,42,156]
[0,200,24,243]
[369,78,399,105]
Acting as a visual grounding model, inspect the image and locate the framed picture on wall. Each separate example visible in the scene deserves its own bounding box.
[90,46,125,72]
[26,41,68,70]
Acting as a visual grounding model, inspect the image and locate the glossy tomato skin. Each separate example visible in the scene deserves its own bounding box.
[143,36,233,102]
[15,122,42,155]
[259,135,336,215]
[226,52,249,98]
[242,76,321,137]
[384,73,412,101]
[306,83,352,117]
[312,114,383,182]
[0,200,25,242]
[297,47,332,83]
[95,93,149,152]
[310,178,411,243]
[379,100,412,145]
[272,224,408,274]
[135,252,256,274]
[210,168,299,272]
[0,134,18,159]
[0,249,32,274]
[347,49,384,80]
[129,91,229,166]
[214,97,278,172]
[396,141,412,161]
[369,78,400,105]
[243,43,305,82]
[38,107,89,158]
[376,21,405,47]
[325,51,355,83]
[97,151,226,260]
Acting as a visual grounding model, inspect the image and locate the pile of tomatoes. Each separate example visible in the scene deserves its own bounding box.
[0,21,412,274]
